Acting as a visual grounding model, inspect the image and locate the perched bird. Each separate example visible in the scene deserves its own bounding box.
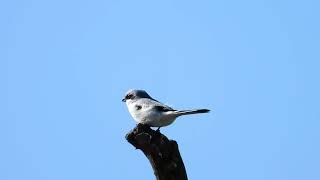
[122,89,210,127]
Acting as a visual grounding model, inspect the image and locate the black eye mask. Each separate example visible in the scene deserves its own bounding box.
[126,94,134,100]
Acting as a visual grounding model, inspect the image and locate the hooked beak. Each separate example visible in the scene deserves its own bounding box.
[122,98,126,102]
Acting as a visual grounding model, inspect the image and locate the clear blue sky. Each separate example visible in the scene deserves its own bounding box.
[1,0,319,179]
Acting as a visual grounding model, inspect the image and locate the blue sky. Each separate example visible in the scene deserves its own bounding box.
[1,0,319,179]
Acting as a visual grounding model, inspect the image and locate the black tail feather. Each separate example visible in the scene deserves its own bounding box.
[175,109,210,116]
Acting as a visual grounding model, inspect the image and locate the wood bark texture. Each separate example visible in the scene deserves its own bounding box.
[125,124,188,180]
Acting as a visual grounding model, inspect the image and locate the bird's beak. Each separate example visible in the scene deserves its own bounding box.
[122,98,126,102]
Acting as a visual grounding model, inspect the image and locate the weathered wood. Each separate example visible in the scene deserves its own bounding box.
[126,124,188,180]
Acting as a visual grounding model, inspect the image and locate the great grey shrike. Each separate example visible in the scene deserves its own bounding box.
[122,89,210,127]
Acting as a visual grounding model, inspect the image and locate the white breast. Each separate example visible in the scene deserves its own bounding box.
[126,100,177,127]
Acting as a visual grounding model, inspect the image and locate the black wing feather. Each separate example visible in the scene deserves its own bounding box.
[154,105,176,112]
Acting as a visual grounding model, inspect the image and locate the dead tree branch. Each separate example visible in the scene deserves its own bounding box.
[125,124,188,180]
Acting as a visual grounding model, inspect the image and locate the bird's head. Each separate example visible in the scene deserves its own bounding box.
[122,89,152,102]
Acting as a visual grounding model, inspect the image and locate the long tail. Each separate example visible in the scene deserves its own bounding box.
[174,109,210,116]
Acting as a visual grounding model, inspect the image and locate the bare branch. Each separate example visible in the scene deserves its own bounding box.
[126,124,188,180]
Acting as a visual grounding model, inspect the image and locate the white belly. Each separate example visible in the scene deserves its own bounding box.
[127,103,177,127]
[148,115,176,127]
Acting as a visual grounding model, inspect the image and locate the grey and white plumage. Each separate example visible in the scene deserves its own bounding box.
[122,89,210,127]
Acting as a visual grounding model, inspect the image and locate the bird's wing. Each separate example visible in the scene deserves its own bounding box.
[154,105,175,112]
[138,98,176,112]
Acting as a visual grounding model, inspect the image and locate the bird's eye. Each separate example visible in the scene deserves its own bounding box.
[126,94,133,99]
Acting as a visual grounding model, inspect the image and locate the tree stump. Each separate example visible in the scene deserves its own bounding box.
[125,124,188,180]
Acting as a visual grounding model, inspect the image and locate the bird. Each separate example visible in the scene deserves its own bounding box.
[122,89,210,128]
